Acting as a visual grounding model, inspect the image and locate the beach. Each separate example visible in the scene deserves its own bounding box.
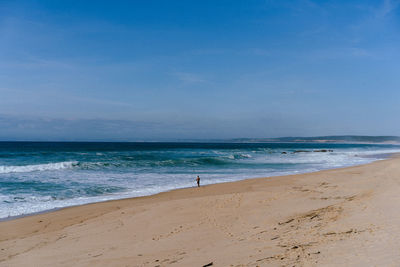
[1,155,400,266]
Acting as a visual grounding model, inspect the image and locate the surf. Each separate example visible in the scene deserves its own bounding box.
[0,161,78,174]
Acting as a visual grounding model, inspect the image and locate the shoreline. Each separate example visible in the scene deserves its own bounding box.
[0,152,393,222]
[2,154,400,266]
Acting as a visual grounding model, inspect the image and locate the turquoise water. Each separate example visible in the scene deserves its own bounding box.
[0,142,399,219]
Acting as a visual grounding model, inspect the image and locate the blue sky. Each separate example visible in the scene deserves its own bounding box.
[1,0,400,141]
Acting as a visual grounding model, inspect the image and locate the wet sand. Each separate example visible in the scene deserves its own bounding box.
[2,155,400,266]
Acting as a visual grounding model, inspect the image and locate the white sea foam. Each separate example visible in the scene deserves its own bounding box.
[1,146,400,219]
[0,161,78,174]
[227,153,252,159]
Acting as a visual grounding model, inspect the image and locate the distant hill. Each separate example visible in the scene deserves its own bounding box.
[230,136,400,144]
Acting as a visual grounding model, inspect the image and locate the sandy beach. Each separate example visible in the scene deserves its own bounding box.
[2,155,400,266]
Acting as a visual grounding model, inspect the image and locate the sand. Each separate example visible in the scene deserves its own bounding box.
[2,155,400,266]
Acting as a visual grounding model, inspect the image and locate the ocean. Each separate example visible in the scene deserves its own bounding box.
[0,142,399,219]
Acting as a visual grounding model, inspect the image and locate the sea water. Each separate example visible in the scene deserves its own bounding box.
[0,142,399,219]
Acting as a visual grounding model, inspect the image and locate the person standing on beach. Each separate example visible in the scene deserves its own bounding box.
[196,175,200,187]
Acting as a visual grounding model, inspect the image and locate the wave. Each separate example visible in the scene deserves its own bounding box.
[1,149,394,174]
[77,156,241,169]
[226,153,252,159]
[0,161,78,174]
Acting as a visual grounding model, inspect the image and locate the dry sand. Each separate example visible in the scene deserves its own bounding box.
[2,155,400,266]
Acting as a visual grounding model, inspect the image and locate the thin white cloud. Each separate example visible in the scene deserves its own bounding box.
[0,56,74,70]
[248,48,271,56]
[308,47,377,60]
[376,0,400,18]
[173,72,207,84]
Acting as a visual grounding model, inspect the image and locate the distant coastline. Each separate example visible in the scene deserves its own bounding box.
[229,135,400,144]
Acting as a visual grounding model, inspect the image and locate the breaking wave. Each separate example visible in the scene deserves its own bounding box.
[0,161,78,174]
